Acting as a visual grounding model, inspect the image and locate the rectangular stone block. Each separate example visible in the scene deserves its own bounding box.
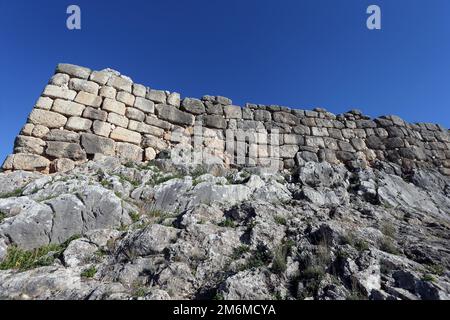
[28,109,68,128]
[3,153,50,171]
[110,127,141,145]
[89,71,111,85]
[224,105,242,119]
[46,141,86,160]
[107,112,129,128]
[156,104,195,126]
[107,75,132,93]
[99,86,117,99]
[117,91,136,106]
[115,142,143,161]
[75,91,103,107]
[93,121,113,137]
[145,116,172,130]
[102,98,126,115]
[81,133,115,156]
[280,145,299,158]
[35,97,53,110]
[126,108,145,121]
[133,84,147,97]
[134,97,155,113]
[128,120,164,137]
[43,85,77,100]
[69,78,99,95]
[56,63,91,79]
[284,134,304,145]
[142,135,168,150]
[65,116,92,131]
[14,136,46,155]
[46,129,80,142]
[52,99,85,116]
[146,89,166,104]
[83,107,107,121]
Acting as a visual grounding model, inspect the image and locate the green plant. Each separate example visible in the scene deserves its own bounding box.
[271,240,294,274]
[80,266,97,278]
[428,264,445,276]
[0,188,24,199]
[219,218,236,228]
[0,211,6,223]
[132,287,147,298]
[379,237,400,255]
[231,245,250,260]
[274,216,287,226]
[191,166,207,179]
[129,212,140,223]
[213,293,224,300]
[422,274,436,282]
[115,174,140,187]
[380,222,396,238]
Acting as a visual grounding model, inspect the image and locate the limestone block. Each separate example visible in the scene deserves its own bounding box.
[50,158,75,173]
[102,98,126,115]
[273,112,298,125]
[32,125,51,138]
[52,99,85,116]
[81,133,116,156]
[14,136,46,155]
[254,110,272,122]
[108,112,129,128]
[75,91,103,107]
[311,127,329,137]
[89,71,111,85]
[69,78,99,95]
[126,107,145,121]
[110,127,142,145]
[143,135,168,150]
[146,89,166,104]
[351,138,366,151]
[167,92,180,107]
[224,105,242,119]
[21,123,35,136]
[134,97,155,113]
[338,141,356,152]
[205,102,224,115]
[283,134,304,145]
[117,91,136,106]
[144,147,157,161]
[56,63,91,79]
[93,121,113,137]
[242,108,254,120]
[182,98,206,115]
[204,115,227,129]
[156,104,195,126]
[46,141,87,160]
[306,136,325,149]
[50,73,70,87]
[115,142,143,162]
[35,96,54,110]
[107,75,132,93]
[99,86,117,99]
[46,129,80,143]
[83,107,108,121]
[216,96,232,105]
[133,84,147,97]
[145,116,172,130]
[65,117,92,131]
[28,109,68,128]
[128,120,164,136]
[42,85,77,100]
[3,153,50,171]
[280,145,300,158]
[292,125,311,135]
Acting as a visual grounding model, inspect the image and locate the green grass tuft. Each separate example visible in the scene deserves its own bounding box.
[80,266,97,278]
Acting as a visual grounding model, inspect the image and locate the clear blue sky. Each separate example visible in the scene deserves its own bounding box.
[1,0,449,163]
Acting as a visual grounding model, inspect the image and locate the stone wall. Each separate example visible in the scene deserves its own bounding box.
[2,63,450,175]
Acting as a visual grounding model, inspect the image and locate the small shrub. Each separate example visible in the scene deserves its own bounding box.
[243,245,272,270]
[0,188,24,199]
[380,222,396,238]
[231,245,250,260]
[274,216,287,226]
[219,218,236,228]
[0,211,6,223]
[191,166,207,179]
[132,287,147,298]
[428,264,445,276]
[80,266,97,278]
[271,240,294,275]
[422,274,436,282]
[129,212,140,223]
[379,237,400,255]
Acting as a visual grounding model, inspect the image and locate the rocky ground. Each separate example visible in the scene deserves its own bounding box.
[0,156,449,300]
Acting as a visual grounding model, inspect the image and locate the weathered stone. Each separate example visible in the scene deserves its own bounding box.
[83,107,107,121]
[65,117,92,131]
[2,153,50,171]
[273,112,299,125]
[20,123,34,136]
[35,97,53,110]
[46,141,87,160]
[297,151,318,163]
[280,145,300,158]
[107,112,129,128]
[253,110,271,122]
[46,129,80,143]
[102,98,126,115]
[356,119,377,128]
[81,133,115,156]
[205,102,223,115]
[142,135,168,151]
[386,137,405,149]
[14,136,46,155]
[242,108,254,120]
[224,105,242,119]
[145,116,172,130]
[28,109,67,128]
[338,141,355,152]
[50,73,70,87]
[89,71,111,85]
[133,84,147,97]
[146,89,166,104]
[351,138,366,151]
[128,120,164,137]
[144,147,157,161]
[167,92,181,107]
[31,125,50,139]
[284,134,304,145]
[74,91,103,107]
[182,98,205,115]
[156,105,195,126]
[134,97,155,113]
[117,91,135,106]
[126,108,145,121]
[292,125,310,135]
[311,127,329,137]
[110,127,142,145]
[107,76,132,93]
[56,63,91,79]
[69,78,99,95]
[42,85,77,100]
[115,142,143,161]
[99,86,117,99]
[92,121,113,137]
[50,158,75,173]
[204,115,227,129]
[52,99,85,116]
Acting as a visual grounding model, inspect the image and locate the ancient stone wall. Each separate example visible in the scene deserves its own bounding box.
[2,63,450,175]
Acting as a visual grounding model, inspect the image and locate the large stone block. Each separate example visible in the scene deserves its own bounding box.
[107,112,129,128]
[145,115,173,130]
[182,98,206,115]
[69,78,99,95]
[283,134,304,145]
[128,120,164,136]
[273,112,298,125]
[134,97,155,113]
[28,109,68,128]
[92,121,113,137]
[204,115,227,129]
[52,99,85,116]
[110,127,142,145]
[117,91,136,106]
[126,107,145,121]
[102,98,126,115]
[50,158,75,173]
[156,104,195,126]
[50,73,70,87]
[89,71,111,85]
[143,135,168,150]
[46,129,80,143]
[115,142,143,161]
[2,153,50,171]
[42,85,77,100]
[65,117,92,131]
[14,136,46,155]
[254,110,272,122]
[83,107,107,121]
[74,91,103,107]
[31,125,50,138]
[35,96,53,110]
[81,133,115,156]
[107,75,132,93]
[224,105,242,119]
[133,83,147,97]
[280,145,300,158]
[46,141,87,160]
[99,86,117,99]
[56,63,91,79]
[146,89,166,104]
[167,92,180,107]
